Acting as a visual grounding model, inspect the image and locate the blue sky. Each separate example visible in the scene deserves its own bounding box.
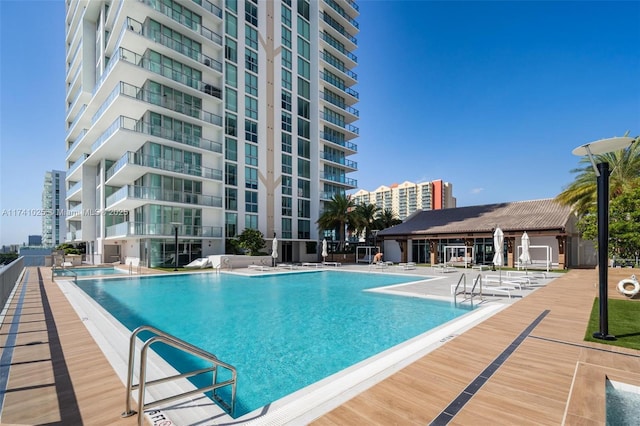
[1,1,639,246]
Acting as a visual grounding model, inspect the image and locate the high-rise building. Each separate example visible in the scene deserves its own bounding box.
[42,170,67,247]
[351,180,456,221]
[64,0,359,266]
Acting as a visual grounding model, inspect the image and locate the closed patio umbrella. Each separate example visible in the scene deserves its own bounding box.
[271,237,278,267]
[493,227,504,283]
[322,238,328,262]
[519,232,531,274]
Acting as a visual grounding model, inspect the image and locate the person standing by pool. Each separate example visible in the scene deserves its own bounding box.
[373,252,383,263]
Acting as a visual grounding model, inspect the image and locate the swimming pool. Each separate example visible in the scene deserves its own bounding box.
[607,379,640,425]
[75,270,476,418]
[55,266,129,277]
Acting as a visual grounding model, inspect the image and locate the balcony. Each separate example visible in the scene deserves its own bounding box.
[320,152,357,171]
[320,71,359,100]
[92,81,223,127]
[320,132,357,154]
[323,0,359,31]
[140,0,223,45]
[105,185,223,210]
[320,110,359,135]
[320,32,357,66]
[319,91,359,118]
[320,172,357,188]
[91,116,222,156]
[105,221,223,238]
[105,151,223,185]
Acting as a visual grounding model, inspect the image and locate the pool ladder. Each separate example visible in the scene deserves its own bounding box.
[122,325,237,425]
[452,273,484,306]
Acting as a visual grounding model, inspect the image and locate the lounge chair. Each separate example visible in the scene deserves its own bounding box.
[397,262,416,270]
[323,261,341,267]
[302,262,324,268]
[185,258,211,269]
[248,264,271,271]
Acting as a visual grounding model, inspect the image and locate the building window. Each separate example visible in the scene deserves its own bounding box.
[298,199,310,218]
[245,142,258,166]
[282,48,292,70]
[225,137,237,161]
[225,12,237,38]
[225,162,237,186]
[297,57,310,79]
[298,159,310,179]
[282,91,292,111]
[282,196,292,216]
[282,27,292,48]
[225,113,237,136]
[298,77,310,99]
[245,190,258,212]
[282,218,292,239]
[245,167,258,189]
[297,138,310,159]
[282,175,292,195]
[298,219,310,239]
[282,4,291,27]
[282,154,292,174]
[282,69,292,90]
[281,111,292,132]
[298,178,310,198]
[297,118,309,138]
[226,212,237,238]
[245,119,258,142]
[245,214,258,230]
[225,38,237,62]
[245,72,258,96]
[297,37,310,60]
[225,62,237,87]
[225,187,237,210]
[245,49,258,73]
[245,1,258,26]
[225,87,237,112]
[245,96,258,119]
[282,132,292,153]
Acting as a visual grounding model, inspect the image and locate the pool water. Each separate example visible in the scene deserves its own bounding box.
[57,267,128,277]
[607,379,640,425]
[76,270,474,417]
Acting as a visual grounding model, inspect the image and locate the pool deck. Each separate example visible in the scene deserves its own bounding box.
[1,265,640,425]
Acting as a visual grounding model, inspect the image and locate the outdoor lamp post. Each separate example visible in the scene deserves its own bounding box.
[171,222,181,271]
[572,136,636,341]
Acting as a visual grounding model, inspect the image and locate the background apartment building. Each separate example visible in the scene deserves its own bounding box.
[42,170,67,247]
[64,0,359,266]
[352,180,456,220]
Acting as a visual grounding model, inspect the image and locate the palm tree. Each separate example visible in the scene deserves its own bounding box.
[556,139,640,216]
[351,203,381,244]
[317,194,355,250]
[378,208,402,229]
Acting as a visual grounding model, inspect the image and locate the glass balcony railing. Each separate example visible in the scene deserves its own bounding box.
[320,12,357,45]
[320,71,359,99]
[323,0,359,29]
[91,116,223,154]
[106,221,223,238]
[105,151,223,182]
[319,91,359,117]
[320,51,357,80]
[67,181,82,195]
[320,32,357,63]
[320,152,357,169]
[319,172,357,187]
[319,132,358,151]
[320,111,359,134]
[106,185,222,208]
[140,0,222,45]
[67,153,89,175]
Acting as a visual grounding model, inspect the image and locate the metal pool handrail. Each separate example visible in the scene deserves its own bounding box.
[51,265,77,284]
[122,325,237,425]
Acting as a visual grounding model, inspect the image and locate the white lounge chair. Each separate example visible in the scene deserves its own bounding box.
[185,258,211,269]
[302,262,324,268]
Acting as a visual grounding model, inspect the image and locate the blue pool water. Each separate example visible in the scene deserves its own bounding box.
[607,380,640,425]
[76,270,474,417]
[59,267,127,277]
